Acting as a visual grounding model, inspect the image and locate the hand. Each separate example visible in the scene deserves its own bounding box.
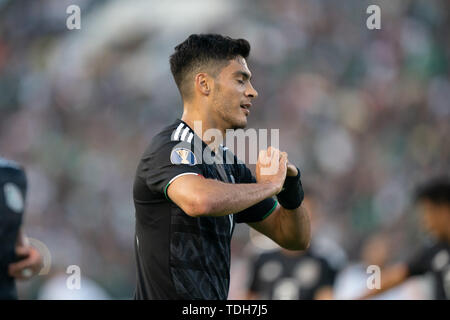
[8,244,43,280]
[256,146,288,194]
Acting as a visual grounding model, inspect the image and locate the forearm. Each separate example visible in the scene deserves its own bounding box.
[169,147,287,218]
[250,164,310,250]
[198,179,278,217]
[168,175,280,217]
[278,205,311,250]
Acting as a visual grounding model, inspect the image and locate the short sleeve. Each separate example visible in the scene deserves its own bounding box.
[233,164,277,224]
[139,140,203,200]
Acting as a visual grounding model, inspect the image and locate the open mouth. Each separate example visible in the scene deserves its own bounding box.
[240,104,251,115]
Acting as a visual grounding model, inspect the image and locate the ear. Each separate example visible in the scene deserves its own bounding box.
[195,73,211,96]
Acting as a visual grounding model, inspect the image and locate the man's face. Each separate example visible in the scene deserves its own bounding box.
[209,56,258,129]
[419,200,450,240]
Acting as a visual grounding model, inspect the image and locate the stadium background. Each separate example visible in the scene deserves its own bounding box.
[0,0,448,299]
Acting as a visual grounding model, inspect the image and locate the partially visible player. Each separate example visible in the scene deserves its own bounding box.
[246,193,341,300]
[0,157,42,300]
[334,232,427,299]
[246,247,337,300]
[360,178,450,300]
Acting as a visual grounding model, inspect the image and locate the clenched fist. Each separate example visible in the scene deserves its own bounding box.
[256,146,288,194]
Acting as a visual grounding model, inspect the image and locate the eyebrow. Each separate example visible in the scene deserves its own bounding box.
[232,70,252,80]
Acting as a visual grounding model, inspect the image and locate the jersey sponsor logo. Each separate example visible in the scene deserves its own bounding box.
[171,148,197,165]
[3,182,24,213]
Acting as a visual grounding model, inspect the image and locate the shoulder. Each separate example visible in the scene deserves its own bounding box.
[432,240,450,252]
[142,122,192,157]
[417,239,445,257]
[0,157,23,171]
[0,158,27,200]
[407,238,441,273]
[139,121,201,170]
[0,158,26,182]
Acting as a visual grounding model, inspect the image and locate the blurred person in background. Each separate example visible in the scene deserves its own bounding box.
[359,178,450,300]
[334,232,428,299]
[246,247,336,300]
[0,157,42,300]
[245,192,343,300]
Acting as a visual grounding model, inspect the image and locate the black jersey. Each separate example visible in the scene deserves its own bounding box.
[407,240,450,300]
[248,249,337,300]
[0,158,27,300]
[133,119,277,300]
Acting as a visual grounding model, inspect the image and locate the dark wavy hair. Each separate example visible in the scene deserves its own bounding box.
[169,34,250,100]
[415,177,450,206]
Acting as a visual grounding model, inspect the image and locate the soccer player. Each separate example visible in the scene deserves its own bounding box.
[133,34,311,300]
[246,248,337,300]
[360,178,450,300]
[246,193,341,300]
[0,157,42,300]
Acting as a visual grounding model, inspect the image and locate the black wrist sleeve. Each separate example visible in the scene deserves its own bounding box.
[276,167,304,210]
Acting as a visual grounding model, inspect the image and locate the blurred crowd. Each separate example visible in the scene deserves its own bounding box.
[0,0,448,299]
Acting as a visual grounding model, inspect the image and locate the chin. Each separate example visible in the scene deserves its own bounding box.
[232,119,247,130]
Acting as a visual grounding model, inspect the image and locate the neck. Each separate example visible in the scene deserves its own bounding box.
[181,104,227,152]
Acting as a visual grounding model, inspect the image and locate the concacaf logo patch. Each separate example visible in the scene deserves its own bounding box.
[170,148,197,165]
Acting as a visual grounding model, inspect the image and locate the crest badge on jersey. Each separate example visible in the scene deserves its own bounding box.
[170,148,197,166]
[3,182,24,213]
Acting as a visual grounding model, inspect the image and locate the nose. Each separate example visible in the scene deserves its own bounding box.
[246,82,258,99]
